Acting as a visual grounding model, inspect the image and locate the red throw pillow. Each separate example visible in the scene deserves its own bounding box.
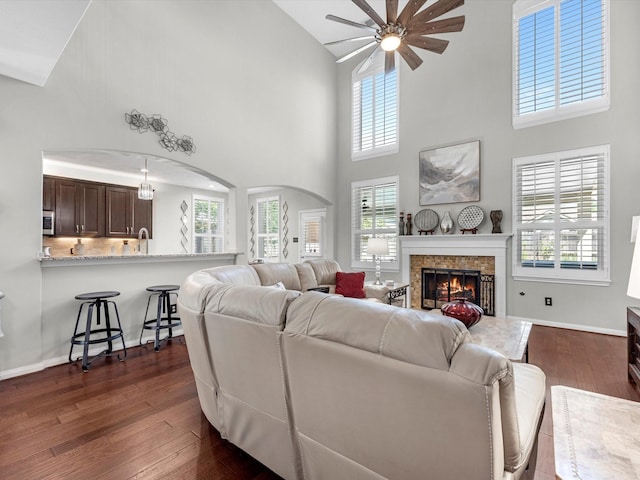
[335,271,366,298]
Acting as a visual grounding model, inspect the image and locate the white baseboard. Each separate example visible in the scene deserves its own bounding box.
[509,315,625,337]
[0,330,184,381]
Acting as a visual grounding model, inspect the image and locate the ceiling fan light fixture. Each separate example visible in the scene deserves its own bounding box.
[380,33,401,51]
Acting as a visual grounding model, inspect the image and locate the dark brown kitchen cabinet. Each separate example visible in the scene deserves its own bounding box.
[54,178,105,237]
[42,176,55,212]
[106,186,153,238]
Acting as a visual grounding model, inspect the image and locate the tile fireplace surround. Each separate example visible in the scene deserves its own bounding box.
[400,234,512,318]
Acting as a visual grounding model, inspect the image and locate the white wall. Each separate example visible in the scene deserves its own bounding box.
[335,0,640,333]
[0,0,337,374]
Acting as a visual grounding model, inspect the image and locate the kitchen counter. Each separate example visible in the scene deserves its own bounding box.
[39,252,242,267]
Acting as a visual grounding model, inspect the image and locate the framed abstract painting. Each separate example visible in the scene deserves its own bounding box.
[419,140,480,205]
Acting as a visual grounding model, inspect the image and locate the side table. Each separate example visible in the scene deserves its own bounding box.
[628,306,640,385]
[364,282,409,307]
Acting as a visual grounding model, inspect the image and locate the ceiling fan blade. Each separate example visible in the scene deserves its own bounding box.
[408,15,465,35]
[351,0,386,28]
[397,44,423,70]
[336,41,378,63]
[326,14,377,32]
[404,35,449,54]
[385,50,396,74]
[409,0,464,26]
[324,35,376,46]
[397,0,429,27]
[357,46,382,74]
[386,0,399,24]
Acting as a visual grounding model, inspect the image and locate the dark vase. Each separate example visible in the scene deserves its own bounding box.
[441,298,484,328]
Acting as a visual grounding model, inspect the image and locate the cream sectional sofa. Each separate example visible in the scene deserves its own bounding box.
[178,263,546,480]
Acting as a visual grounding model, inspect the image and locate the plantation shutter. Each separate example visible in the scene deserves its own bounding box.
[513,145,609,285]
[351,176,398,270]
[352,66,398,159]
[193,197,224,253]
[513,0,609,127]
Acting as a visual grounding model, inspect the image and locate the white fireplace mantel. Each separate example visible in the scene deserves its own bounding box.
[400,234,512,317]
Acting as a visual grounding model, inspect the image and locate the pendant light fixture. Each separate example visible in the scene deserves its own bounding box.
[138,158,153,200]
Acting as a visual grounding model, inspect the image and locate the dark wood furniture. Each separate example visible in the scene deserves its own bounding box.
[628,306,640,385]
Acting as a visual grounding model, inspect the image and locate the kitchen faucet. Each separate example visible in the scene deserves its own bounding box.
[138,227,149,255]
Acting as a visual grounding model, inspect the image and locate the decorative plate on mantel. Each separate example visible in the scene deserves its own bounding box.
[414,209,439,234]
[457,206,484,233]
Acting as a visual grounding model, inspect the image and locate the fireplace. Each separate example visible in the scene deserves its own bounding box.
[399,235,511,317]
[421,268,495,316]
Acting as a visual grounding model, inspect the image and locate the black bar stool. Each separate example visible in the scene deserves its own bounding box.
[140,285,181,351]
[69,291,127,371]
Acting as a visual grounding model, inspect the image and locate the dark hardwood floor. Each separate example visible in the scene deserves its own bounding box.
[1,326,638,479]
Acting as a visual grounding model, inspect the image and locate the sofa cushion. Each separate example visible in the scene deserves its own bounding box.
[286,292,469,371]
[305,259,341,285]
[207,283,301,328]
[335,271,366,298]
[295,263,319,291]
[252,263,302,291]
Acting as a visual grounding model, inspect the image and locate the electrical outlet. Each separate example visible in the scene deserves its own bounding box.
[545,297,552,306]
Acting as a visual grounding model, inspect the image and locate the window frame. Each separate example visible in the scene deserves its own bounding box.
[512,144,610,286]
[192,194,225,254]
[351,175,399,272]
[256,195,280,263]
[351,57,399,161]
[512,0,610,129]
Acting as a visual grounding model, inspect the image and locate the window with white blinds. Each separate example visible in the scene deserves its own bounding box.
[512,145,610,285]
[257,196,280,262]
[300,209,326,259]
[513,0,609,129]
[193,195,225,253]
[352,62,399,161]
[351,176,399,271]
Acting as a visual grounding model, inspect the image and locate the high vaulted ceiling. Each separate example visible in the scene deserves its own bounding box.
[0,0,390,87]
[0,0,91,86]
[273,0,388,58]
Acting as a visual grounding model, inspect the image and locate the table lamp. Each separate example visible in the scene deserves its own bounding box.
[367,237,389,285]
[629,216,640,300]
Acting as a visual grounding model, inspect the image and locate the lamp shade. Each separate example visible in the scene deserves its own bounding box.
[628,217,640,299]
[367,237,389,256]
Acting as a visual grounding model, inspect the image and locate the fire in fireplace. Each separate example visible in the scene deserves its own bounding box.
[422,268,495,316]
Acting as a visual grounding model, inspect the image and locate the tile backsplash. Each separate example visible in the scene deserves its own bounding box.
[42,237,143,257]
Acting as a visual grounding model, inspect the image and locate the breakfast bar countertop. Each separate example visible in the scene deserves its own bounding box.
[39,252,242,267]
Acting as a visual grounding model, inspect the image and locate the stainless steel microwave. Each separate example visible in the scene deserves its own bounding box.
[42,211,54,235]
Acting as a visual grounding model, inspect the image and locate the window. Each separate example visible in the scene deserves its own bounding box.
[512,145,610,285]
[299,209,326,259]
[193,195,224,253]
[257,196,280,262]
[513,0,609,128]
[352,59,399,160]
[351,176,399,271]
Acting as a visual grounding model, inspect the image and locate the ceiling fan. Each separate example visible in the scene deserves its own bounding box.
[325,0,465,73]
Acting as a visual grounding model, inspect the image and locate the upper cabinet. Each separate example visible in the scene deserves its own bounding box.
[54,178,105,237]
[42,176,55,211]
[45,176,152,238]
[106,186,153,238]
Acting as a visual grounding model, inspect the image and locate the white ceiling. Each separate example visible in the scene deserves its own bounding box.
[273,0,388,58]
[0,0,91,86]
